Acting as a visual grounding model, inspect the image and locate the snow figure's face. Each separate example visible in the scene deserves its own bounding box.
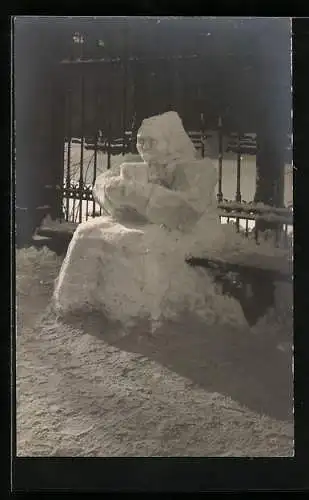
[137,111,197,167]
[136,129,169,165]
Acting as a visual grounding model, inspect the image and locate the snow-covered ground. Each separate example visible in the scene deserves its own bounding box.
[62,142,293,232]
[16,247,294,457]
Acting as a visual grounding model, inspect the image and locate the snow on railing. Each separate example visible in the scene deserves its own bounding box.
[218,201,292,217]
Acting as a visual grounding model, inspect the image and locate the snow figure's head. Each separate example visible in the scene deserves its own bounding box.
[136,111,197,166]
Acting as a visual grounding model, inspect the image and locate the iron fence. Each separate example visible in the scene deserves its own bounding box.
[59,131,293,249]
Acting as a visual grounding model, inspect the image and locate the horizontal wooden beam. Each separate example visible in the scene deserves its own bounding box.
[186,256,292,281]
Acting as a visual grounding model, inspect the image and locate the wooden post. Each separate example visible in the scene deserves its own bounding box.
[49,64,66,221]
[254,124,286,233]
[15,21,65,245]
[255,129,285,208]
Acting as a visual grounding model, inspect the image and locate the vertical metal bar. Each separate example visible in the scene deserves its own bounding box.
[92,88,100,218]
[86,189,89,221]
[122,23,129,156]
[235,133,242,232]
[172,57,179,115]
[128,58,135,154]
[200,112,205,158]
[131,111,137,154]
[284,223,288,248]
[107,122,112,170]
[72,193,76,223]
[76,201,81,224]
[217,116,223,203]
[167,58,174,113]
[93,128,98,183]
[236,133,242,203]
[107,64,112,170]
[174,57,182,125]
[79,72,85,223]
[182,60,188,131]
[130,58,138,155]
[245,218,249,237]
[148,64,155,118]
[65,89,72,222]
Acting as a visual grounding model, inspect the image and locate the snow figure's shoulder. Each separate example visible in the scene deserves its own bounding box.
[172,158,217,191]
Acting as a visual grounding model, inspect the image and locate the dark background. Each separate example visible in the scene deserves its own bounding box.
[15,17,291,132]
[14,17,291,241]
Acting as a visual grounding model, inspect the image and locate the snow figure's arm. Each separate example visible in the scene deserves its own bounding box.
[144,160,219,231]
[92,165,122,216]
[96,165,199,230]
[172,160,219,214]
[93,162,152,218]
[144,183,200,231]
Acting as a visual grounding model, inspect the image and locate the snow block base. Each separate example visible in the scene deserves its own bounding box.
[53,216,247,331]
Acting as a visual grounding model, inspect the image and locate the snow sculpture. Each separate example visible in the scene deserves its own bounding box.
[53,111,247,330]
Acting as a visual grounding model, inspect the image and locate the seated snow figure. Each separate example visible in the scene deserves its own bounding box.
[53,111,246,329]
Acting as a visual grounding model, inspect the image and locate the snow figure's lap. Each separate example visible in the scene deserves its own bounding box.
[54,216,246,328]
